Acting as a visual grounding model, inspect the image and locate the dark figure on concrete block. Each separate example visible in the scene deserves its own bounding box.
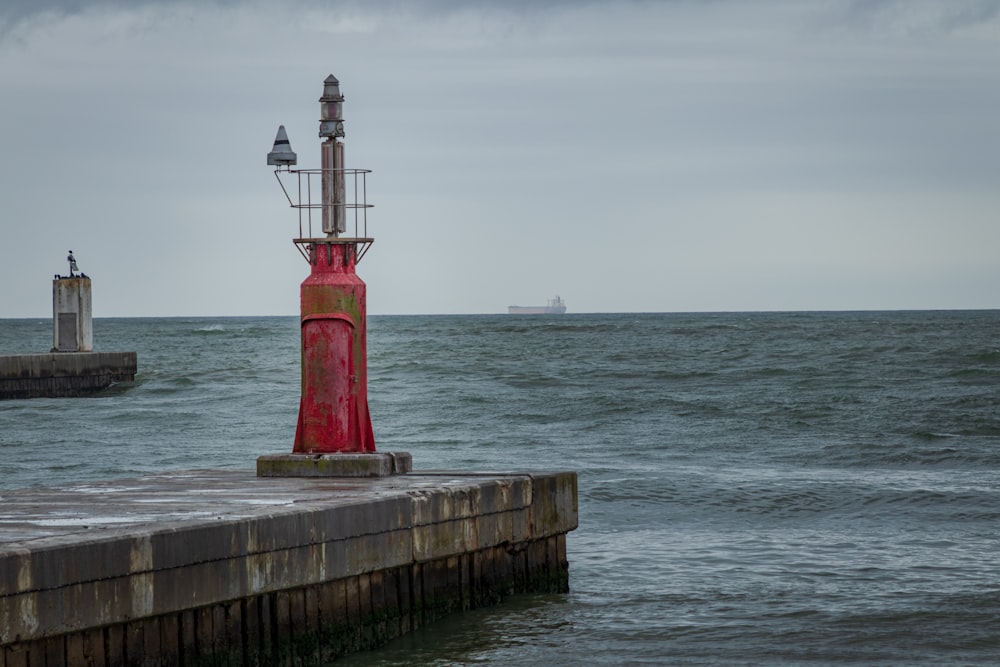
[67,250,79,277]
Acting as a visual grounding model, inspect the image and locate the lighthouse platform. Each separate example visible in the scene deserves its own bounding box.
[0,468,577,665]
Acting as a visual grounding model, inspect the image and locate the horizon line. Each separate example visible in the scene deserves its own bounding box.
[2,306,999,320]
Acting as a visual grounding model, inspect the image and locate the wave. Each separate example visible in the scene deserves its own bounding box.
[583,470,1000,526]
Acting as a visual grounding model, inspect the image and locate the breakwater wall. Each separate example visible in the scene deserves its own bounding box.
[0,352,137,399]
[0,469,577,665]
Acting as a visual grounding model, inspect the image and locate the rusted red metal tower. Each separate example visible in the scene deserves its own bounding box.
[268,75,376,454]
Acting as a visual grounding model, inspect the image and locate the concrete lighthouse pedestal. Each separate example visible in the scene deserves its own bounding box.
[257,452,413,478]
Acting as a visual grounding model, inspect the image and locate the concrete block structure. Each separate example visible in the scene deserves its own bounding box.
[0,352,137,400]
[0,271,136,400]
[0,469,578,665]
[52,277,93,353]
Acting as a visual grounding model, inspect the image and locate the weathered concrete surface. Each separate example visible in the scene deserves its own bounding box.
[0,352,137,400]
[0,469,577,665]
[52,277,93,352]
[257,451,413,477]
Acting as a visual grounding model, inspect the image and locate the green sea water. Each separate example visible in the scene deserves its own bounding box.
[2,311,999,665]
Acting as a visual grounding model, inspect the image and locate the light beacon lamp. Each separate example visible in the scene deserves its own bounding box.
[257,75,410,478]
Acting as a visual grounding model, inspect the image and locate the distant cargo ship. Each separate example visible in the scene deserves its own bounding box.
[508,296,567,315]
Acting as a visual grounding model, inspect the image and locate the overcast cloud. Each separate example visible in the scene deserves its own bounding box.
[1,0,998,316]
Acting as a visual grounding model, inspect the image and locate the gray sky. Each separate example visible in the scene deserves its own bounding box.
[1,0,998,316]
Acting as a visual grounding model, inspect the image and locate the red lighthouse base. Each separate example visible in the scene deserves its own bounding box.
[293,241,375,453]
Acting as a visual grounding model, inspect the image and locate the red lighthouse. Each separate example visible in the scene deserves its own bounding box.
[258,75,409,477]
[295,235,375,453]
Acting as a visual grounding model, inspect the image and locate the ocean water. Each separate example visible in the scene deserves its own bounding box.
[2,311,999,665]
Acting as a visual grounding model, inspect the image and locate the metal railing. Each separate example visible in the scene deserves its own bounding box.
[273,167,373,263]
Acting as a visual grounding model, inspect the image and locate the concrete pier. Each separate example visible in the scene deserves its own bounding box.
[0,468,577,665]
[0,352,137,400]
